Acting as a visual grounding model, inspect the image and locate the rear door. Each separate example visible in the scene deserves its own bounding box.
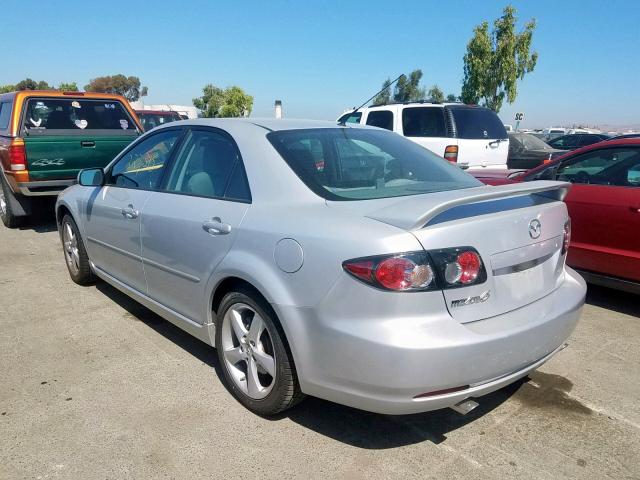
[83,128,183,292]
[141,127,251,323]
[556,146,640,282]
[401,106,453,160]
[21,97,139,180]
[448,106,509,169]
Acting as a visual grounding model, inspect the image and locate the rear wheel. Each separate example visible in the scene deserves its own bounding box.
[61,214,95,285]
[0,176,24,228]
[215,289,304,415]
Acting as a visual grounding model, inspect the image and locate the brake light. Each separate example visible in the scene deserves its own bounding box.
[562,219,571,255]
[343,247,486,292]
[343,253,435,292]
[9,138,26,171]
[444,145,458,163]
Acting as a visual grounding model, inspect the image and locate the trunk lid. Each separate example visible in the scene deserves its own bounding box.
[362,181,571,323]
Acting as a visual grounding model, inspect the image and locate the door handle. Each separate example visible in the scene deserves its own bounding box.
[121,204,139,219]
[81,141,96,148]
[202,217,231,235]
[630,206,640,213]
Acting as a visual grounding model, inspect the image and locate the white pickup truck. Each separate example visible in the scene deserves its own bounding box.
[338,102,509,169]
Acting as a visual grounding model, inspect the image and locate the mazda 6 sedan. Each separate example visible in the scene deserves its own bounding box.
[56,118,586,416]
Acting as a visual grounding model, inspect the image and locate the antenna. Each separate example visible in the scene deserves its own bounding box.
[338,73,405,126]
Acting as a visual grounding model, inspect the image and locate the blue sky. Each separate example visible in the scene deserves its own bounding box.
[3,0,639,128]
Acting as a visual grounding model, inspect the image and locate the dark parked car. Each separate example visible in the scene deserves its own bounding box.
[135,110,182,131]
[546,133,609,151]
[507,132,567,169]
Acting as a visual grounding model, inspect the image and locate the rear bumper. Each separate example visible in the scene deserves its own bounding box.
[276,267,586,415]
[18,180,75,196]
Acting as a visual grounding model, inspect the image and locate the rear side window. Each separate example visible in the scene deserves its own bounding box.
[450,107,507,140]
[268,128,480,201]
[365,110,394,131]
[164,129,250,202]
[22,98,137,133]
[402,107,446,137]
[0,102,12,130]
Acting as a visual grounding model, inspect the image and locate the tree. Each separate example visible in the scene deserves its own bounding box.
[446,93,458,102]
[193,84,254,118]
[393,69,425,103]
[461,5,537,112]
[0,84,15,93]
[84,74,148,101]
[372,78,392,105]
[14,78,51,90]
[427,85,445,103]
[58,82,79,92]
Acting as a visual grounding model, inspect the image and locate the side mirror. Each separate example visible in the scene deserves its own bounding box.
[628,165,640,186]
[77,168,105,187]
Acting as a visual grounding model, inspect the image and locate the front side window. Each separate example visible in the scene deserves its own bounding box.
[337,111,362,125]
[108,129,181,190]
[268,128,481,201]
[557,147,640,187]
[402,107,446,137]
[365,110,394,131]
[22,98,137,133]
[164,129,250,201]
[450,107,507,140]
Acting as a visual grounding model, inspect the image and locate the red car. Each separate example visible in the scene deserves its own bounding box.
[471,138,640,293]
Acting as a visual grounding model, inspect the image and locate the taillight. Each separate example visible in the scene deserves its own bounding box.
[343,252,436,292]
[430,247,487,288]
[9,138,27,171]
[343,247,486,292]
[562,219,571,255]
[444,145,458,163]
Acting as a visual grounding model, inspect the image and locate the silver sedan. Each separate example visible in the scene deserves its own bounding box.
[56,118,586,416]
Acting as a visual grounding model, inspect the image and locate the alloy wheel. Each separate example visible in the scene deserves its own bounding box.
[221,303,276,399]
[62,221,80,275]
[0,188,6,216]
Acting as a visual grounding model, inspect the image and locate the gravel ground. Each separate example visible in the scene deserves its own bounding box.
[1,207,639,480]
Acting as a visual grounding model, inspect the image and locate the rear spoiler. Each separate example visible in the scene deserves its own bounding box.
[367,181,571,230]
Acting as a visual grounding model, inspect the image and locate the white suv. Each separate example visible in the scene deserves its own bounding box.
[338,102,509,169]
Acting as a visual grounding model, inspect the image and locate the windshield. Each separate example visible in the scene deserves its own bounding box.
[450,107,507,140]
[515,133,551,150]
[267,128,481,201]
[23,98,136,131]
[137,112,182,130]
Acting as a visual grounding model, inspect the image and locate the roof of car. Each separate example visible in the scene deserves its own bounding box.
[136,110,182,115]
[169,117,374,132]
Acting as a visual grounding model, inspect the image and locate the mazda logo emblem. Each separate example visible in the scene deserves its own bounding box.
[529,219,542,239]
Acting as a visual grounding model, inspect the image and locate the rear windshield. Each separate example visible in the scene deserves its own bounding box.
[513,133,551,150]
[267,128,481,201]
[22,98,137,133]
[137,112,182,130]
[451,107,507,140]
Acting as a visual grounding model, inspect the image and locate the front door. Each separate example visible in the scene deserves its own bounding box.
[84,128,183,292]
[141,127,251,323]
[557,145,640,281]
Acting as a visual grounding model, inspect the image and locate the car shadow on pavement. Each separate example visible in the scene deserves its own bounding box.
[17,199,58,233]
[95,281,523,448]
[585,284,639,317]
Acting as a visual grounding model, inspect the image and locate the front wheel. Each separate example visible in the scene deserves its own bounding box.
[215,289,304,415]
[61,214,95,285]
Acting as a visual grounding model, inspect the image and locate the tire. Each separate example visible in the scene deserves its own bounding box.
[0,176,24,228]
[60,214,95,285]
[215,288,304,415]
